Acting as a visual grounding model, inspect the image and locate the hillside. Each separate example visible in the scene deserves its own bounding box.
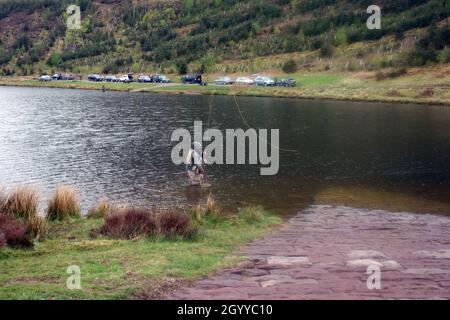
[0,0,449,77]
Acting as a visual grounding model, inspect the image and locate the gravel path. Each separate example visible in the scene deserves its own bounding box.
[170,205,450,300]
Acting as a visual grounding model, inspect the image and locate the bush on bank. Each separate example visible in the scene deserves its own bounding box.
[47,186,81,221]
[0,185,276,250]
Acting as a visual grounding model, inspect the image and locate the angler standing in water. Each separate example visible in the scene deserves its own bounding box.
[185,141,207,186]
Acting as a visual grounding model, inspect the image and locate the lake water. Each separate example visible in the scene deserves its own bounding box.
[0,86,449,215]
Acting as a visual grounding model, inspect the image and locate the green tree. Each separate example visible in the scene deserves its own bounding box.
[320,42,335,58]
[177,61,188,75]
[0,46,11,65]
[282,59,297,73]
[335,28,347,47]
[48,53,62,67]
[438,47,450,64]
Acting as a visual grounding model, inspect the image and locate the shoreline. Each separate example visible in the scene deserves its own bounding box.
[1,78,449,106]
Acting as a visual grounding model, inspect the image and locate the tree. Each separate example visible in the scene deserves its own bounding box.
[320,42,335,58]
[47,53,62,67]
[0,46,11,65]
[12,36,30,51]
[335,28,347,47]
[197,63,206,74]
[282,59,297,73]
[177,61,188,75]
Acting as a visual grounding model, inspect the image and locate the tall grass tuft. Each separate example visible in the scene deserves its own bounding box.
[26,215,48,241]
[190,193,224,224]
[5,186,39,219]
[206,193,218,215]
[46,186,81,221]
[87,198,112,219]
[237,206,267,224]
[0,186,8,213]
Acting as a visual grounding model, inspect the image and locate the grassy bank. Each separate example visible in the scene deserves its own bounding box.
[1,65,449,105]
[0,206,281,299]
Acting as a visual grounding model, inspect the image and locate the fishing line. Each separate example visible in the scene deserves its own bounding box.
[207,93,213,128]
[231,94,299,154]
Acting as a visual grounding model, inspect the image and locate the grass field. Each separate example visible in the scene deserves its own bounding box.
[0,209,281,299]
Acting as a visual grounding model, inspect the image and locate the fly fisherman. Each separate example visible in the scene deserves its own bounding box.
[185,141,207,185]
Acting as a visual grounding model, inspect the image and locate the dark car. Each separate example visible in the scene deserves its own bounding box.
[62,74,74,80]
[105,75,118,82]
[181,73,203,85]
[51,73,62,80]
[88,74,102,82]
[276,78,296,87]
[152,74,170,83]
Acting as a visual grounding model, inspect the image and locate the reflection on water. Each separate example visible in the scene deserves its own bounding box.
[0,86,449,215]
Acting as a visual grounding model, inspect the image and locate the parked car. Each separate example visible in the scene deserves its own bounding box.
[88,74,103,82]
[152,74,170,83]
[235,77,254,85]
[118,75,131,83]
[62,74,74,80]
[138,75,152,83]
[276,78,296,87]
[51,73,62,80]
[254,76,275,86]
[105,75,118,82]
[181,73,203,84]
[38,75,51,82]
[214,76,233,85]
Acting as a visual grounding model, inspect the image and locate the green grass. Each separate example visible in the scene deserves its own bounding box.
[0,209,281,299]
[288,74,344,87]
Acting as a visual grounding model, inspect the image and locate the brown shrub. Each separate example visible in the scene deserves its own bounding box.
[100,207,157,239]
[0,213,33,247]
[5,186,39,219]
[87,198,112,219]
[47,186,81,221]
[0,232,5,247]
[387,88,401,97]
[420,88,434,97]
[0,186,8,213]
[122,208,158,238]
[375,71,386,81]
[26,215,48,241]
[160,211,196,239]
[99,207,197,240]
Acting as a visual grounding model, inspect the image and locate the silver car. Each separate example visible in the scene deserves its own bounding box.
[254,76,275,86]
[38,75,51,82]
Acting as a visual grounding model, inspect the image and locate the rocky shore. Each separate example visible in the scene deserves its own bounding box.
[170,205,450,300]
